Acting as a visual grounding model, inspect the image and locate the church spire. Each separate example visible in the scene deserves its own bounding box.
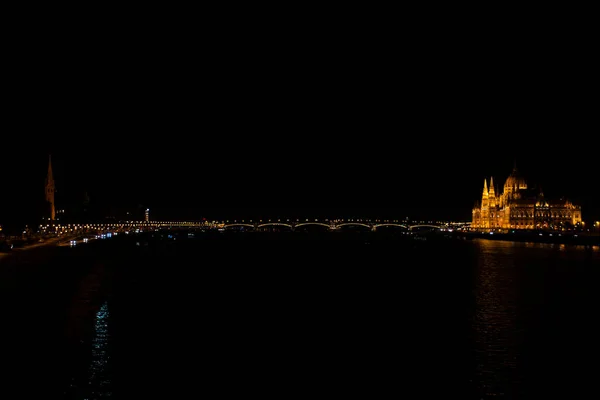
[47,155,54,185]
[45,155,56,221]
[482,178,488,197]
[488,177,496,209]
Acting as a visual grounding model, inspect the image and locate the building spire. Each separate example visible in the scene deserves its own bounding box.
[489,177,495,195]
[45,155,56,221]
[47,155,54,184]
[482,178,488,197]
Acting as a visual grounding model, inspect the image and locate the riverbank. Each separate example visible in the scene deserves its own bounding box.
[461,230,600,246]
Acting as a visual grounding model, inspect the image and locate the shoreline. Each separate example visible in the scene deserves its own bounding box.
[460,231,600,246]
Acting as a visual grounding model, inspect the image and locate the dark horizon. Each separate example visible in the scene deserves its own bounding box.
[1,144,598,230]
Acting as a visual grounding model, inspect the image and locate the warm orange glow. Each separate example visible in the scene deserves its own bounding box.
[472,165,582,230]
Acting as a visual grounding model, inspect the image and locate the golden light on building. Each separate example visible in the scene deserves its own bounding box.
[472,164,582,230]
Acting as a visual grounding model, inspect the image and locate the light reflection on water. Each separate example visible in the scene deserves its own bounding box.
[471,239,600,398]
[473,240,522,398]
[88,301,111,398]
[67,300,112,399]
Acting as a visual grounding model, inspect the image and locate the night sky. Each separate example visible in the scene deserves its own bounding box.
[1,133,597,228]
[1,31,597,228]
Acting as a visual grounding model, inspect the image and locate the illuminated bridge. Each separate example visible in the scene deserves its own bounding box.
[39,219,467,234]
[215,220,445,231]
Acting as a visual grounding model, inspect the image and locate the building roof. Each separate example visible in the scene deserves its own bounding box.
[504,166,527,189]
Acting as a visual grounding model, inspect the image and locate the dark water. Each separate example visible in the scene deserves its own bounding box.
[1,232,599,398]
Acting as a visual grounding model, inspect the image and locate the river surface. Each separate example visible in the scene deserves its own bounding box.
[1,232,599,399]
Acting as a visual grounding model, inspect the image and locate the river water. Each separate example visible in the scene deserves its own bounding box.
[1,232,599,399]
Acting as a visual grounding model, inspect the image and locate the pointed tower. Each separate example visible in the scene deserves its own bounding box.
[45,155,56,221]
[481,179,489,228]
[482,179,489,202]
[489,177,496,208]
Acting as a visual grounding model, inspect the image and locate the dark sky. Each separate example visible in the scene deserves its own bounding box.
[1,133,597,226]
[1,28,597,227]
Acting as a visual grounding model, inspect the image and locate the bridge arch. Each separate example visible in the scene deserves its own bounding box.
[257,223,294,229]
[336,223,372,230]
[223,224,255,229]
[295,222,332,229]
[409,224,442,230]
[373,223,408,229]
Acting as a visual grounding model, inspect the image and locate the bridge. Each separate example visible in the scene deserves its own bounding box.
[218,220,445,232]
[35,218,464,235]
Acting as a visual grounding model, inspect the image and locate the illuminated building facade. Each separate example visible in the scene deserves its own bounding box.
[472,165,582,230]
[145,209,150,222]
[45,155,56,221]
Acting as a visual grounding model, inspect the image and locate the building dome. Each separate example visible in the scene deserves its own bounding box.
[504,166,527,190]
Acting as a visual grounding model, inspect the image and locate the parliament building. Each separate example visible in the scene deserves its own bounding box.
[472,166,582,230]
